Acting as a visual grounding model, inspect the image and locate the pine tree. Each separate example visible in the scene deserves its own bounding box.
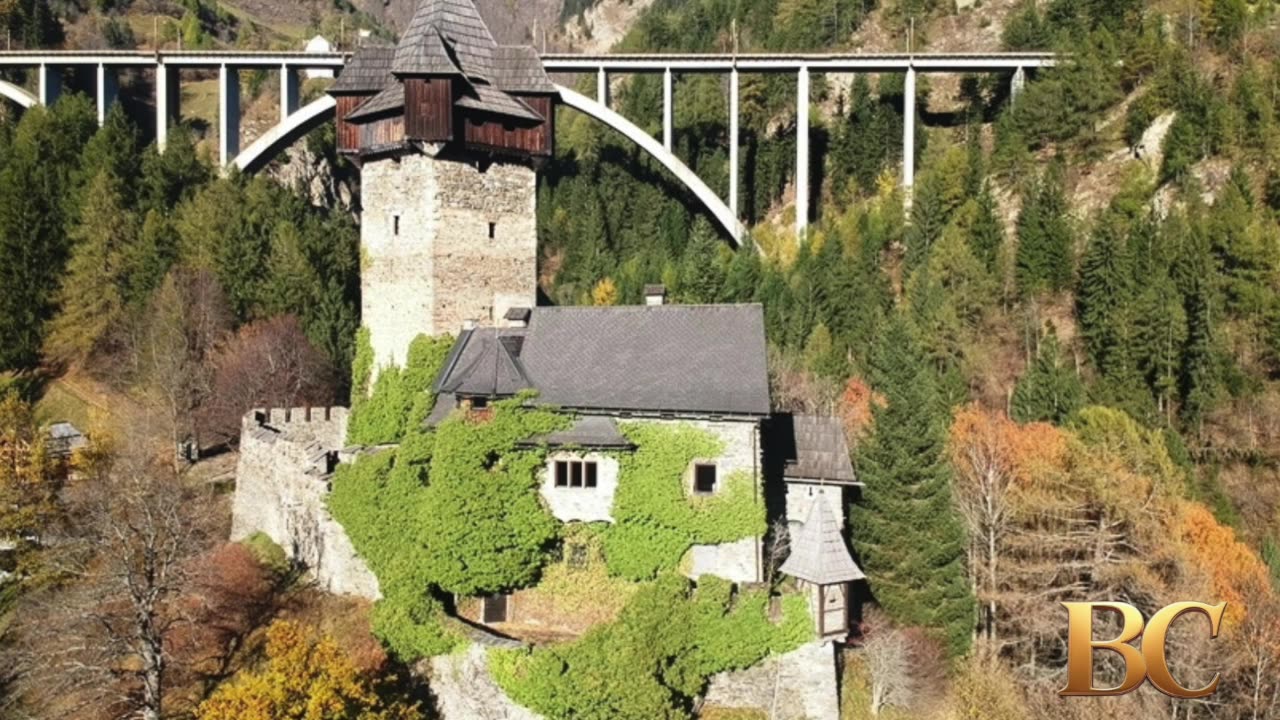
[1077,216,1136,374]
[1015,165,1073,295]
[905,172,947,272]
[1011,326,1084,424]
[677,218,726,304]
[852,313,975,657]
[44,171,137,367]
[968,183,1005,272]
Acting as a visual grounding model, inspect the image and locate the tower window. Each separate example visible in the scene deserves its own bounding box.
[393,214,400,236]
[488,221,496,239]
[693,464,717,495]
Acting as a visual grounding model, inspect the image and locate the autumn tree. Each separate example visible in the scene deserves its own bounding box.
[138,268,231,466]
[0,392,61,576]
[5,447,210,720]
[196,620,422,720]
[197,315,337,449]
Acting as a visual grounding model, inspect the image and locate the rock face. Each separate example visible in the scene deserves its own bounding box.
[702,640,841,720]
[231,408,381,599]
[361,153,538,370]
[427,645,544,720]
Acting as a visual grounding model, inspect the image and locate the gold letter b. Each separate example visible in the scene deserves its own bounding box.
[1060,602,1148,696]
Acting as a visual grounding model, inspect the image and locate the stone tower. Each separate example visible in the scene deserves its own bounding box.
[329,0,556,369]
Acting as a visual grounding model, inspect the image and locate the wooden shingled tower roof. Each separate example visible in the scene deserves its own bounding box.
[779,499,864,585]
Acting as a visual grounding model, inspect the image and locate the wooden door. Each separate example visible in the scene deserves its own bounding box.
[483,593,509,624]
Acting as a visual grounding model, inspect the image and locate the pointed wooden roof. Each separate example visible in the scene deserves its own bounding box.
[779,499,864,585]
[393,0,498,80]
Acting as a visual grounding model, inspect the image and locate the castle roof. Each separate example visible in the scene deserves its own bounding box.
[772,414,858,485]
[779,499,864,585]
[343,0,553,124]
[432,305,772,417]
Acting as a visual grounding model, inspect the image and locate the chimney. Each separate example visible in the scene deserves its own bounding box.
[504,307,532,328]
[461,319,477,331]
[644,284,666,306]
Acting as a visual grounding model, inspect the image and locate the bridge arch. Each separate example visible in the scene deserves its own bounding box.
[0,80,37,109]
[554,84,745,246]
[232,95,336,174]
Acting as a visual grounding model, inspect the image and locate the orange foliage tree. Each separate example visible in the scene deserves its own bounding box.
[1179,503,1271,625]
[196,620,420,720]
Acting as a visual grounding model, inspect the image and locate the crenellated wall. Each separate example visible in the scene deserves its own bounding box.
[231,407,380,599]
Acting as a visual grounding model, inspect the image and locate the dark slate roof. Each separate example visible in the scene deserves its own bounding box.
[346,83,405,122]
[393,0,499,80]
[523,416,634,449]
[436,330,533,397]
[433,305,772,416]
[776,415,857,484]
[492,46,555,93]
[779,499,864,585]
[331,45,395,94]
[457,83,542,121]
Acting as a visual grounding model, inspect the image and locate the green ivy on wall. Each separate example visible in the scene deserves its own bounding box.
[602,423,766,580]
[329,390,570,660]
[489,573,811,720]
[345,331,453,446]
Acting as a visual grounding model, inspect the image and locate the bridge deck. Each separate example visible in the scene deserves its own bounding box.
[0,50,1055,72]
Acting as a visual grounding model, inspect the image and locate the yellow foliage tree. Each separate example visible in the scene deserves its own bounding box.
[0,392,61,572]
[591,277,619,306]
[196,621,421,720]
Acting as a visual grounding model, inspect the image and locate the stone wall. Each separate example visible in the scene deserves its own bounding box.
[784,482,846,528]
[702,640,841,720]
[361,152,537,370]
[427,644,544,720]
[231,408,380,599]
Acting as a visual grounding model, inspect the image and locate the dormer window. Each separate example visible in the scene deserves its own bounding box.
[554,459,598,488]
[693,464,717,495]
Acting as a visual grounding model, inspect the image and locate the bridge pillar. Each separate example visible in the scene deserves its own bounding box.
[156,63,180,151]
[280,64,300,123]
[219,64,241,168]
[38,64,61,106]
[96,63,117,125]
[796,65,809,240]
[1011,66,1026,104]
[596,67,608,107]
[903,65,916,201]
[729,67,739,221]
[662,67,673,151]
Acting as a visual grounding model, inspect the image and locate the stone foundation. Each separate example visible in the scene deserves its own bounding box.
[428,645,543,720]
[361,152,538,370]
[231,408,380,599]
[702,640,841,720]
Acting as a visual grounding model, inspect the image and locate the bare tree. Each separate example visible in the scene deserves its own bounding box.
[1,445,210,720]
[762,517,792,588]
[197,314,336,450]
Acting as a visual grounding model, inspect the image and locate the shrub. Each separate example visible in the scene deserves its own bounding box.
[491,574,811,720]
[345,332,453,446]
[239,531,289,579]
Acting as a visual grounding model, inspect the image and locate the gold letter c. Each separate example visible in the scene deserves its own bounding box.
[1142,601,1226,699]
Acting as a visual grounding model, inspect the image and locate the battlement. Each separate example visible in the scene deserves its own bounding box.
[244,406,350,430]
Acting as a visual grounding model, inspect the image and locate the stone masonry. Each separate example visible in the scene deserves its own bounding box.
[231,408,380,599]
[361,153,538,370]
[702,640,841,720]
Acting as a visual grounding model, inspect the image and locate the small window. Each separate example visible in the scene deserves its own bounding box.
[694,464,717,495]
[488,221,496,239]
[567,543,588,569]
[471,396,488,409]
[393,214,400,236]
[553,459,598,489]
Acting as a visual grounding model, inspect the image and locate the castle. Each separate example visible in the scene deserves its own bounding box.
[232,2,860,716]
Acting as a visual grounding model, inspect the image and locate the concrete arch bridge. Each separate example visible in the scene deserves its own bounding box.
[0,50,1054,244]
